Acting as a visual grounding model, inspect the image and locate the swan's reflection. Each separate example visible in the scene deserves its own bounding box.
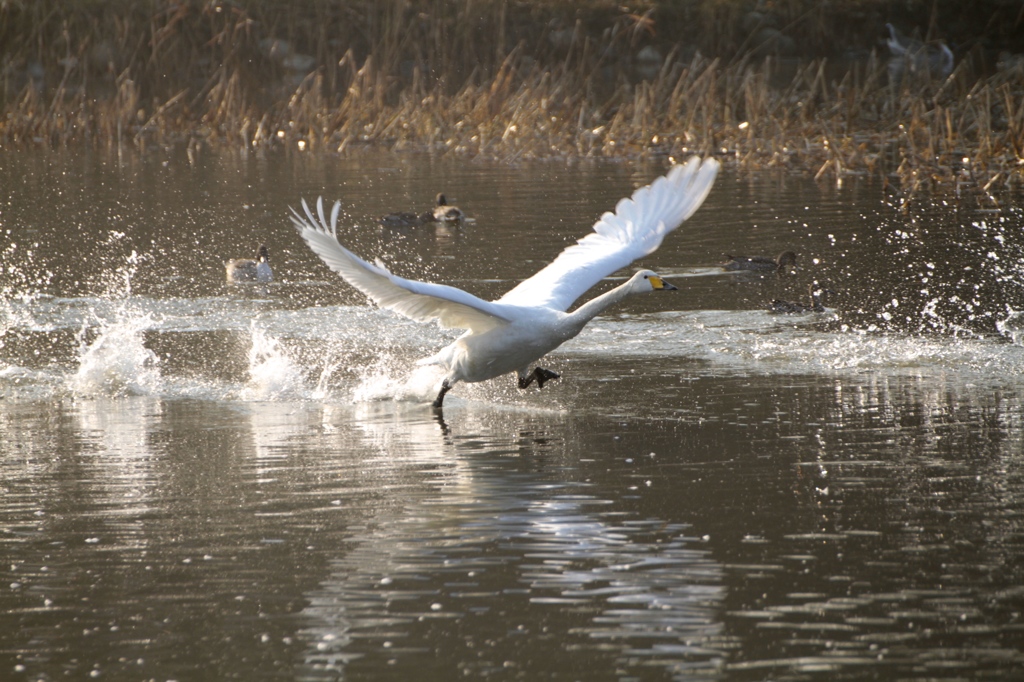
[72,395,161,501]
[297,404,725,679]
[71,396,163,537]
[244,400,319,472]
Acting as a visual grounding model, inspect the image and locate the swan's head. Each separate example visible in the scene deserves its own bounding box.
[630,269,677,293]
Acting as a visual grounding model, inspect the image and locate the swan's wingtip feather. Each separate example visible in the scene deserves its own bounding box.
[315,196,329,230]
[291,196,349,239]
[329,201,341,235]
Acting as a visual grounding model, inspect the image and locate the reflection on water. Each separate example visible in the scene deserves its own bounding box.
[301,406,725,679]
[2,149,1024,680]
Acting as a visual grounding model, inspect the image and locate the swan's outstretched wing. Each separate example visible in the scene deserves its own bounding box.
[292,198,512,333]
[497,156,719,311]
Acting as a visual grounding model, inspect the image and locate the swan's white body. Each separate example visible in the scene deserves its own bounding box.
[292,156,719,406]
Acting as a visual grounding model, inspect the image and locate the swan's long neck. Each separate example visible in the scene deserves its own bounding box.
[565,280,636,331]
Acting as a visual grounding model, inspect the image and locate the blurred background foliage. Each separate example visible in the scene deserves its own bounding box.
[0,1,1021,193]
[2,0,1019,111]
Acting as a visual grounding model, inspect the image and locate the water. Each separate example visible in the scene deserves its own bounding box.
[2,148,1024,681]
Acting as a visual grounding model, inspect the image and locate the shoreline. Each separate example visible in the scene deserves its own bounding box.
[2,2,1021,201]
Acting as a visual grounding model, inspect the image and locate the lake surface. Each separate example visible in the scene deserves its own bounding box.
[2,148,1024,681]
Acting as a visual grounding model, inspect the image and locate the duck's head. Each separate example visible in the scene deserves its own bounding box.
[257,244,270,262]
[631,269,678,293]
[436,193,448,207]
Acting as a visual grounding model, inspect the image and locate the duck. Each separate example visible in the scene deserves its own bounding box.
[769,284,830,314]
[291,156,720,408]
[722,250,797,272]
[885,23,953,82]
[225,244,272,283]
[379,210,437,228]
[432,193,465,222]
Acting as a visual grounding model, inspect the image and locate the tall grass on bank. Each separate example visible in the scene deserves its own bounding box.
[1,1,1022,199]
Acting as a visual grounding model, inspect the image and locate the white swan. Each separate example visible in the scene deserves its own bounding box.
[291,156,719,407]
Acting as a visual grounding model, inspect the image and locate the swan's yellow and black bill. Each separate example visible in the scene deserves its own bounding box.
[651,276,677,291]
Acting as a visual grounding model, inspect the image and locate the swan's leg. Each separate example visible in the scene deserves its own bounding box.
[533,367,560,388]
[517,367,561,390]
[432,379,452,408]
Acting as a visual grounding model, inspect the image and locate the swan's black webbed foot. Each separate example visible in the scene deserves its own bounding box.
[432,379,452,409]
[534,367,560,388]
[517,367,561,390]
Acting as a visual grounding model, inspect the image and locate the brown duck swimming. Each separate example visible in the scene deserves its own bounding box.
[226,244,272,282]
[432,193,465,222]
[379,210,437,228]
[380,194,465,227]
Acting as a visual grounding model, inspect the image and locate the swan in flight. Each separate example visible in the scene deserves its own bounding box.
[292,156,719,408]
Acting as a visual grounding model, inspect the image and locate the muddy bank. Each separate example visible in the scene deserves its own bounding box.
[1,1,1022,200]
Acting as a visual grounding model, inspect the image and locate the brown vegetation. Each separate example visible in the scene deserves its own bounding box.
[1,1,1022,200]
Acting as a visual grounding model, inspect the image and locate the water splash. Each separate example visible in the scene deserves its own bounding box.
[65,246,165,397]
[70,312,161,397]
[395,364,446,403]
[90,234,152,299]
[350,353,426,403]
[832,203,1024,336]
[0,237,55,354]
[996,310,1024,345]
[312,361,343,402]
[240,323,307,401]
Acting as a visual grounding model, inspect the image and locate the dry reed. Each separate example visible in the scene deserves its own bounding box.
[1,1,1021,199]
